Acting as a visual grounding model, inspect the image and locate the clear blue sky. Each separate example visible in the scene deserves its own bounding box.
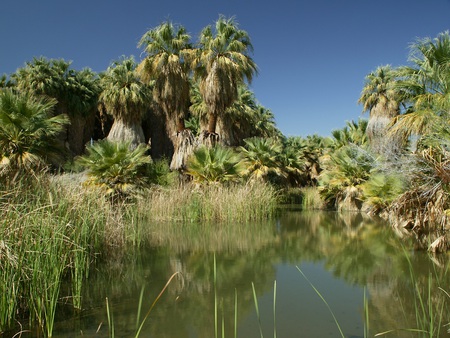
[2,0,450,137]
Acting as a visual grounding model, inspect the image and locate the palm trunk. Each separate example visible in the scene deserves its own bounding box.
[170,129,195,171]
[176,117,186,133]
[216,114,237,146]
[208,113,218,134]
[107,119,146,149]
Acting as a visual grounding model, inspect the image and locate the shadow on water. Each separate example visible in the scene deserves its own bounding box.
[6,209,450,337]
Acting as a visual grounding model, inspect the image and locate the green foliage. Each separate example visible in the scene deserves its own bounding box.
[76,140,151,198]
[194,15,257,133]
[0,89,69,176]
[361,172,406,211]
[146,157,177,186]
[99,57,152,123]
[186,145,246,184]
[283,135,330,186]
[392,31,450,140]
[329,119,369,150]
[239,137,285,182]
[12,57,100,117]
[319,144,375,209]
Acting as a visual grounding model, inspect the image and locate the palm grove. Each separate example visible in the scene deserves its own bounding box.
[1,18,450,251]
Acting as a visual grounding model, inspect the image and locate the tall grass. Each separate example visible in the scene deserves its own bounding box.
[0,177,110,335]
[300,186,325,210]
[140,182,278,223]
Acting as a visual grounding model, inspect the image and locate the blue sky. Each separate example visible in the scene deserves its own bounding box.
[2,0,450,137]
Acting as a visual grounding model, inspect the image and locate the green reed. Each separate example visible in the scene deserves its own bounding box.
[0,177,111,335]
[105,272,180,338]
[296,266,345,338]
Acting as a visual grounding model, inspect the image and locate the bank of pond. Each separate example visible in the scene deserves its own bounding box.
[1,179,449,337]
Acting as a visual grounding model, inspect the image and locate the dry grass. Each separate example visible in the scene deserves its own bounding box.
[140,181,278,223]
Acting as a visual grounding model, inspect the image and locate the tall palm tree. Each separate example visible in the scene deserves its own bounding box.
[391,31,450,139]
[99,57,152,148]
[190,81,279,146]
[0,89,69,176]
[137,22,196,171]
[194,16,257,146]
[358,65,402,156]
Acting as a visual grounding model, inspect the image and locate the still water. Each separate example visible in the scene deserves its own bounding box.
[19,210,450,337]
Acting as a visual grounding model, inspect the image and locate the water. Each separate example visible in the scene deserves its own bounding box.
[9,210,450,337]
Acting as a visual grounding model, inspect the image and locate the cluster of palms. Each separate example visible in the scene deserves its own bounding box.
[0,17,280,186]
[2,20,450,239]
[317,31,450,250]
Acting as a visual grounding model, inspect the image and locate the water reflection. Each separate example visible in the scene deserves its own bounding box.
[10,210,450,337]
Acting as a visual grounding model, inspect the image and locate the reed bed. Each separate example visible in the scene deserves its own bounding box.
[141,182,278,223]
[0,177,111,335]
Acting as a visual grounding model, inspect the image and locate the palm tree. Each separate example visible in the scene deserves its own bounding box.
[0,89,69,176]
[252,105,281,139]
[64,68,101,154]
[216,84,257,146]
[190,81,279,146]
[391,31,450,140]
[318,144,375,211]
[11,57,101,155]
[358,65,402,156]
[76,139,151,199]
[329,119,369,150]
[185,145,246,184]
[137,22,195,169]
[239,137,285,182]
[99,57,152,148]
[194,16,257,146]
[282,135,329,186]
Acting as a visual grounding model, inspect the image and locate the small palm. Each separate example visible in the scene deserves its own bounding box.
[186,145,246,184]
[239,137,284,181]
[76,140,151,197]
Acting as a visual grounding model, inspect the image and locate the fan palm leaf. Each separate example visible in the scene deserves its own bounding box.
[76,139,151,197]
[392,31,450,140]
[239,137,285,182]
[0,89,69,175]
[186,145,246,184]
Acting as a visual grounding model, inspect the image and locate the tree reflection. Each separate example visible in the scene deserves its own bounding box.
[34,211,450,337]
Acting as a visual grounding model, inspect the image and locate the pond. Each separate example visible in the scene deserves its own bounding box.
[12,209,450,337]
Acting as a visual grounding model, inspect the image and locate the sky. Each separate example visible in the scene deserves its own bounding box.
[1,0,450,137]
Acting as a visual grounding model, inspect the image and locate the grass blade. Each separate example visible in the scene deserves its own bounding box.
[251,282,264,338]
[135,272,181,337]
[273,280,277,338]
[296,266,345,338]
[234,288,238,338]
